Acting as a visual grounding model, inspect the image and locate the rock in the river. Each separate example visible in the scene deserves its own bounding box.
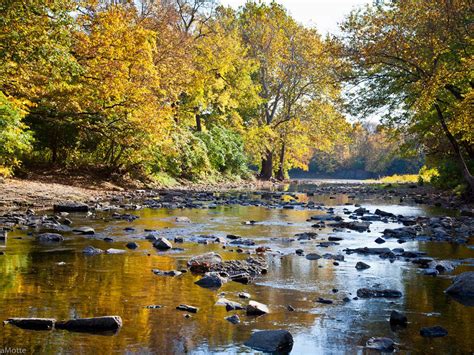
[389,310,407,326]
[445,271,474,298]
[73,226,95,235]
[246,300,269,315]
[106,248,126,254]
[420,326,448,337]
[37,233,64,242]
[357,288,402,298]
[244,330,293,353]
[216,298,244,311]
[54,202,89,213]
[345,247,392,255]
[153,237,172,250]
[175,216,191,223]
[225,314,240,324]
[153,269,182,277]
[306,253,322,261]
[195,272,227,289]
[316,297,333,304]
[5,317,56,330]
[82,246,104,255]
[126,242,139,250]
[428,260,457,273]
[238,292,251,299]
[366,337,395,352]
[355,261,371,270]
[176,304,199,313]
[56,316,122,332]
[374,237,386,244]
[187,252,223,273]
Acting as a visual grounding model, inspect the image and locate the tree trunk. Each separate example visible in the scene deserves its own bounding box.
[435,103,474,195]
[276,142,286,181]
[195,114,202,132]
[259,150,273,180]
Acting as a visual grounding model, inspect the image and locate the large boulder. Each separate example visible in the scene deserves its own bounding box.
[445,271,474,304]
[244,330,294,353]
[153,237,172,250]
[56,316,122,332]
[37,233,64,242]
[5,317,56,330]
[187,252,223,273]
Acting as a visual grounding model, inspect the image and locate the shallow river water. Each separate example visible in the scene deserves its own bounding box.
[0,186,473,354]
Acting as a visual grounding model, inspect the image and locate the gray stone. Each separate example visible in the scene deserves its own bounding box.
[55,316,122,332]
[82,246,104,255]
[106,248,126,254]
[445,271,474,297]
[244,330,294,353]
[5,317,55,330]
[420,326,448,337]
[37,233,64,242]
[54,202,89,213]
[73,226,95,235]
[126,242,139,249]
[306,253,322,260]
[225,314,240,324]
[187,252,223,273]
[389,310,407,326]
[366,337,395,352]
[153,237,172,250]
[357,288,402,298]
[246,300,269,315]
[355,261,371,270]
[195,272,227,289]
[176,304,198,313]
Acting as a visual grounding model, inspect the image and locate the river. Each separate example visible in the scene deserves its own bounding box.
[0,184,473,353]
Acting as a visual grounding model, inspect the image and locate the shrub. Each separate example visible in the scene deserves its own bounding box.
[0,92,32,176]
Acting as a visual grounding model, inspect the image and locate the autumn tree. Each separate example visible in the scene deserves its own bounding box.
[340,0,474,193]
[239,1,347,180]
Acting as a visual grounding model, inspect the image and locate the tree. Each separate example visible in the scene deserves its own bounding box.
[239,1,346,180]
[340,0,474,193]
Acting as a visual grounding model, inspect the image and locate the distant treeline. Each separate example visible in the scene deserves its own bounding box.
[291,123,423,180]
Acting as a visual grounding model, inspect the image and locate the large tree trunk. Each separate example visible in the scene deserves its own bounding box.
[435,104,474,195]
[276,142,286,181]
[259,150,273,180]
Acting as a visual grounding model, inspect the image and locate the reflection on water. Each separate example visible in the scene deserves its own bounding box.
[0,190,473,354]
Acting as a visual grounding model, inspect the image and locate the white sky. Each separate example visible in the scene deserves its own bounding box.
[219,0,371,35]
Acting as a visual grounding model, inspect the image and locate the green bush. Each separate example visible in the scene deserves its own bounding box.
[197,126,249,176]
[430,159,473,193]
[0,92,32,175]
[147,126,249,182]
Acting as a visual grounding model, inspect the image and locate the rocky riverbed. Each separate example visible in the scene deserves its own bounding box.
[0,182,473,353]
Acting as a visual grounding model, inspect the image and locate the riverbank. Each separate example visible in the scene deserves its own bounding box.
[1,172,472,213]
[0,174,277,212]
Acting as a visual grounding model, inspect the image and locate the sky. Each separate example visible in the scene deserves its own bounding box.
[219,0,371,35]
